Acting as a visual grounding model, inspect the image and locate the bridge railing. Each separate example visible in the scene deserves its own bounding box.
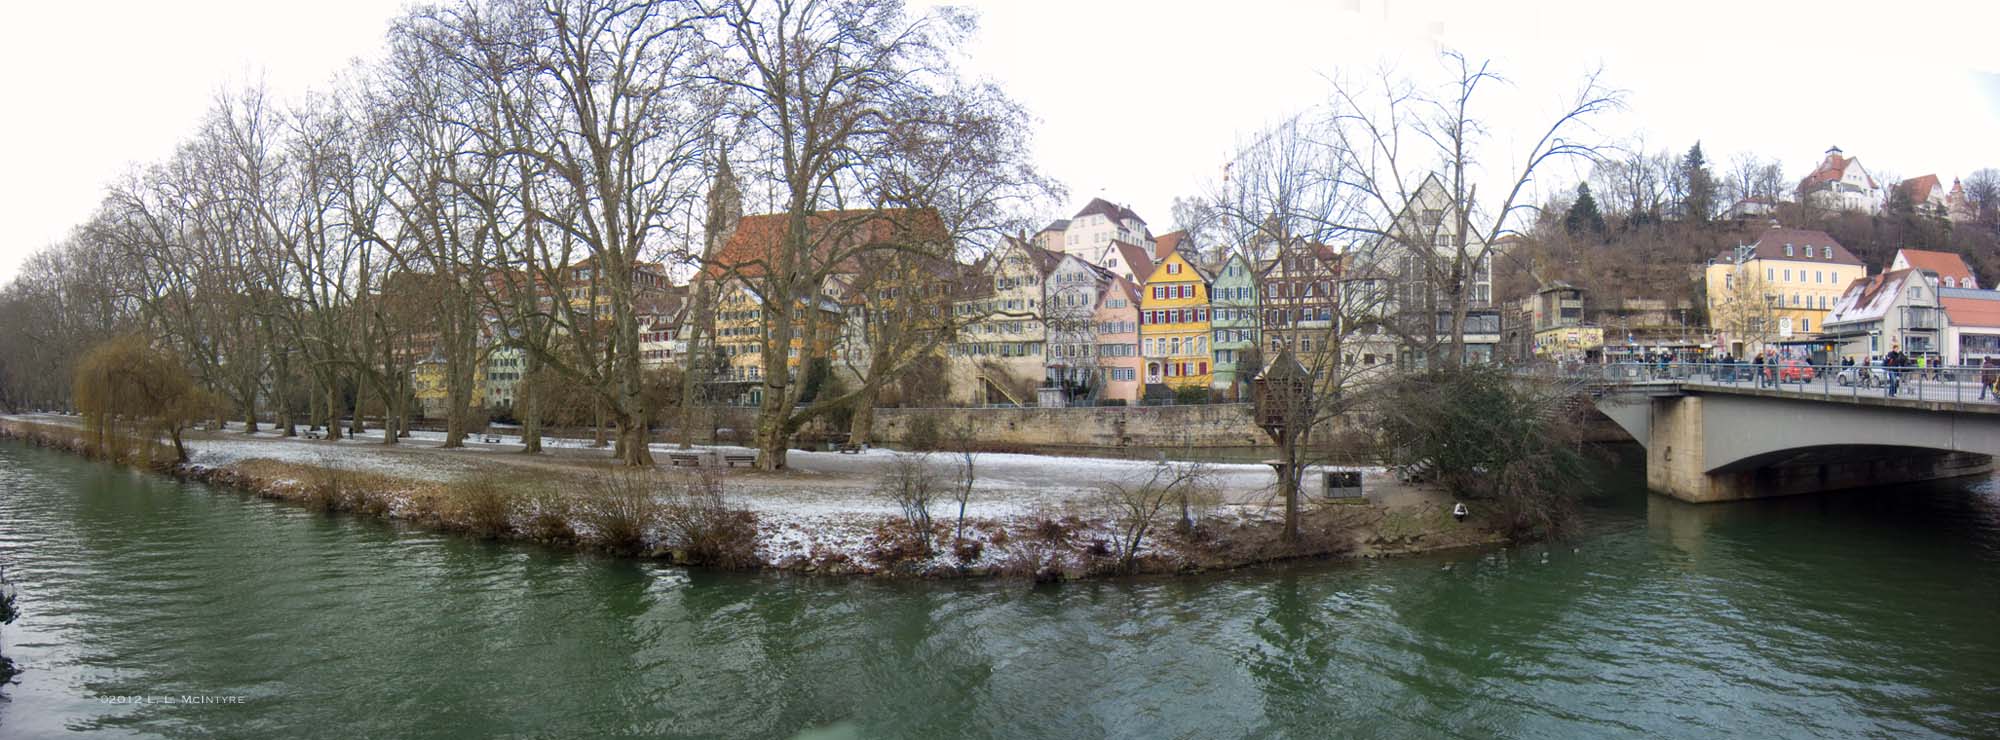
[1529,360,2000,406]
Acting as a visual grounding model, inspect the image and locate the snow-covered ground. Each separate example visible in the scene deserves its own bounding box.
[6,413,1452,574]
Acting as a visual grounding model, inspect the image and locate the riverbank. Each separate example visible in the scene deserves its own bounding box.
[0,414,1505,579]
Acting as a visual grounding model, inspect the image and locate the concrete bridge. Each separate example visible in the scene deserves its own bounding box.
[1573,363,2000,502]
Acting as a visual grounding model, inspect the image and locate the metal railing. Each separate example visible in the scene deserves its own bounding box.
[1530,361,2000,406]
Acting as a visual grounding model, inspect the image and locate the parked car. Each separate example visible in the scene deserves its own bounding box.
[1836,365,1888,388]
[1776,358,1815,383]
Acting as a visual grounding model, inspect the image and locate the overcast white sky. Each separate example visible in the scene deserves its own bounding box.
[4,0,1998,283]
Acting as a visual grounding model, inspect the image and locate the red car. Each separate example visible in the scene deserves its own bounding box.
[1776,358,1815,383]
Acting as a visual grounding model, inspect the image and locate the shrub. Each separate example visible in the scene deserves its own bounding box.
[576,470,663,555]
[874,453,944,555]
[442,477,515,538]
[303,466,348,513]
[516,486,577,543]
[658,471,760,567]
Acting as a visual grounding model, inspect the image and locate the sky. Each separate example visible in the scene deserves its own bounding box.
[4,0,1999,283]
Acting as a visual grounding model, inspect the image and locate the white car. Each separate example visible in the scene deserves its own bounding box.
[1835,366,1889,388]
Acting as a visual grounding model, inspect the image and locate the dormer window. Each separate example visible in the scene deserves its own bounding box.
[1823,246,1833,259]
[1784,244,1794,257]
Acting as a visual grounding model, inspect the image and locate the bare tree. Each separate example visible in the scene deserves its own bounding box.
[706,0,1053,469]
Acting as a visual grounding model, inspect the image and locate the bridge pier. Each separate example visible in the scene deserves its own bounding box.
[1595,388,2000,503]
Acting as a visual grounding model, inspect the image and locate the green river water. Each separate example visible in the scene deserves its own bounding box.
[1,441,1998,738]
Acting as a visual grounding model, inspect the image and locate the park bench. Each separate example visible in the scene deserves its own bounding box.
[304,430,323,440]
[667,451,703,468]
[836,443,863,454]
[481,434,501,443]
[722,452,757,468]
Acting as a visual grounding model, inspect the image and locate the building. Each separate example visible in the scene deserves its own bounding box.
[1821,268,1943,361]
[1208,252,1262,399]
[1369,173,1501,365]
[1942,288,2000,364]
[950,239,1060,406]
[1722,197,1779,220]
[1889,248,1977,289]
[1044,254,1119,400]
[1703,225,1865,356]
[702,209,942,405]
[1139,250,1213,393]
[485,346,525,411]
[1093,277,1143,404]
[1895,175,1950,218]
[1525,282,1603,363]
[1797,146,1883,214]
[1033,198,1157,272]
[1948,178,1978,223]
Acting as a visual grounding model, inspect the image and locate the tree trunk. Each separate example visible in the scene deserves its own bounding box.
[1280,429,1302,543]
[349,379,365,436]
[617,412,653,466]
[518,364,542,454]
[847,399,876,448]
[324,379,343,441]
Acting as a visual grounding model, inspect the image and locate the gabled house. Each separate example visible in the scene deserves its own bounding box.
[1797,146,1883,214]
[1366,172,1501,365]
[1890,248,1977,289]
[1208,252,1262,399]
[1895,175,1949,218]
[1035,197,1156,270]
[1044,254,1119,399]
[949,239,1060,406]
[1821,268,1944,361]
[1093,277,1143,404]
[1139,250,1213,393]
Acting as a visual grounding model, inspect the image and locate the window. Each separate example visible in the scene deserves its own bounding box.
[1784,269,1791,281]
[1823,246,1833,259]
[1167,262,1182,275]
[1784,244,1794,256]
[1153,286,1164,300]
[1801,318,1810,332]
[1767,268,1774,281]
[1946,277,1957,288]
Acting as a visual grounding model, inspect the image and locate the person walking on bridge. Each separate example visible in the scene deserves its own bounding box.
[1981,357,1997,401]
[1752,351,1767,388]
[1885,344,1908,398]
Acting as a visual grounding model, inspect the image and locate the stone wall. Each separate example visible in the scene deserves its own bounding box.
[873,404,1272,450]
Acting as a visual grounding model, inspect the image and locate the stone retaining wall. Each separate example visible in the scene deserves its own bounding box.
[872,404,1272,449]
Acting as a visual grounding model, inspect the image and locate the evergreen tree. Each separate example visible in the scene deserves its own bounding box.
[1565,183,1606,237]
[1680,142,1716,221]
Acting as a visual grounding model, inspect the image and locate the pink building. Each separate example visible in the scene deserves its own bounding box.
[1094,277,1143,404]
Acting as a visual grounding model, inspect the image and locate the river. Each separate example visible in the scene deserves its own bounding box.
[1,441,1997,738]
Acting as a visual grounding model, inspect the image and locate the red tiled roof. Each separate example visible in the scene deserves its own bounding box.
[1110,240,1155,283]
[1800,150,1876,190]
[1899,175,1944,204]
[1894,248,1975,285]
[1154,230,1185,260]
[1944,296,2000,329]
[705,208,946,280]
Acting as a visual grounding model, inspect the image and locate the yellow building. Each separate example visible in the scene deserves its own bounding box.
[1704,226,1865,356]
[1139,251,1212,390]
[412,356,486,418]
[711,279,841,406]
